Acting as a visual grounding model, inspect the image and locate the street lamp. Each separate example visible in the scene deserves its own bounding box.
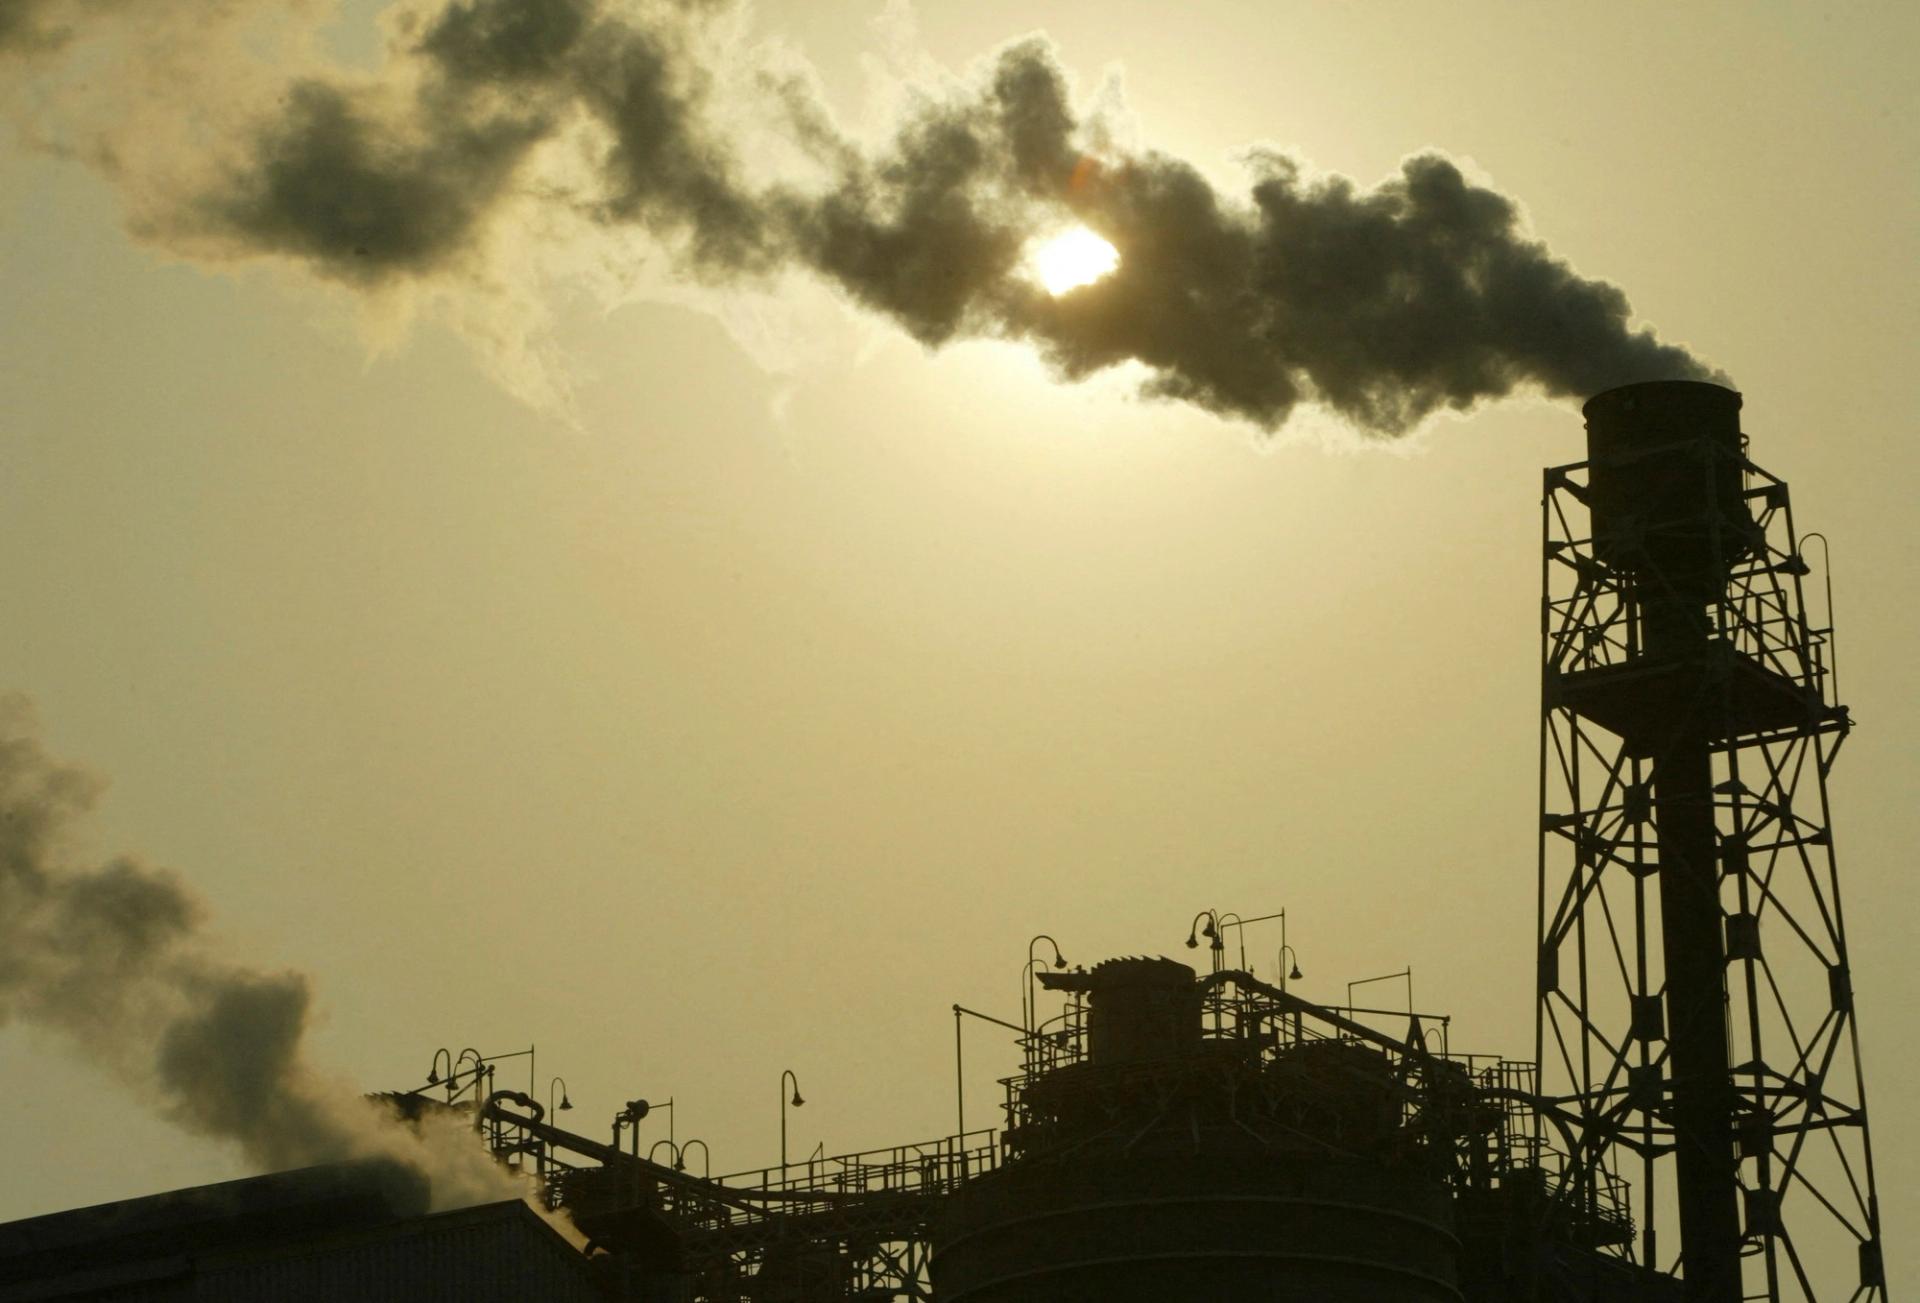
[548,1077,572,1118]
[680,1138,711,1179]
[1277,945,1304,992]
[446,1047,487,1101]
[780,1070,804,1176]
[1024,935,1069,1033]
[1184,910,1225,971]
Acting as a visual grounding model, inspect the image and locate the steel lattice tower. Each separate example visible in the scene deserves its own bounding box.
[1536,382,1885,1302]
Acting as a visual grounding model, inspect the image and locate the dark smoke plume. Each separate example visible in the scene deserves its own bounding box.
[0,697,517,1205]
[0,0,66,54]
[1,0,1720,433]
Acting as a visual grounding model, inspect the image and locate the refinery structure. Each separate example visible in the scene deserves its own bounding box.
[0,382,1888,1302]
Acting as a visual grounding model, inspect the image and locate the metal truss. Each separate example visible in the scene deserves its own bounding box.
[672,1133,994,1301]
[468,1088,988,1302]
[1538,451,1885,1301]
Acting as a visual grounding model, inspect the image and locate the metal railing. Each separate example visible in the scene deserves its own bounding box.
[691,1130,1001,1230]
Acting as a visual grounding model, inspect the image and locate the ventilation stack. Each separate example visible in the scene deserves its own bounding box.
[1537,382,1884,1302]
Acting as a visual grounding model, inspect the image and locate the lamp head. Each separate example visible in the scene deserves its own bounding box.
[791,1091,805,1108]
[1290,963,1304,981]
[559,1093,573,1111]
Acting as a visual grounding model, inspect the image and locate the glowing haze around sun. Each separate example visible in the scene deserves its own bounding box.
[1029,226,1119,295]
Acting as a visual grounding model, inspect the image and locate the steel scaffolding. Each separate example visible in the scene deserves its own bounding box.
[1537,414,1885,1301]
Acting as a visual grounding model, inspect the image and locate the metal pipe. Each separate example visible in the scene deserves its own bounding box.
[779,1069,803,1176]
[1644,593,1742,1303]
[1581,381,1748,1303]
[1345,967,1413,1017]
[479,1089,543,1132]
[952,1005,964,1143]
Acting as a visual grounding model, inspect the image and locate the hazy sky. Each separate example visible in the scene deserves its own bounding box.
[2,0,1914,1288]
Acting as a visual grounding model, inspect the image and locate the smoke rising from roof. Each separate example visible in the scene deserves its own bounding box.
[2,0,1719,431]
[0,698,520,1210]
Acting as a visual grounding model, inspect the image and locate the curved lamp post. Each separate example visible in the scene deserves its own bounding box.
[449,1047,487,1101]
[1215,912,1248,970]
[1023,935,1069,1033]
[1277,945,1304,992]
[1184,910,1223,971]
[1022,959,1053,1049]
[780,1070,804,1176]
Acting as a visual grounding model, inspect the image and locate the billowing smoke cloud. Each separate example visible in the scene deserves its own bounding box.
[1,0,1719,433]
[0,0,71,55]
[0,697,518,1209]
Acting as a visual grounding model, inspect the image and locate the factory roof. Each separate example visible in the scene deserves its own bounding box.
[0,1161,606,1302]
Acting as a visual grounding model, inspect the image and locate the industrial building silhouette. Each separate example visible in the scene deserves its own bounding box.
[0,383,1886,1302]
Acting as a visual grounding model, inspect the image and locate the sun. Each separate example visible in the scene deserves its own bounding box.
[1029,225,1119,296]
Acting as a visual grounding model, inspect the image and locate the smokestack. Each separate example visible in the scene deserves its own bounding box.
[1583,381,1758,605]
[1581,380,1746,1303]
[1543,383,1885,1302]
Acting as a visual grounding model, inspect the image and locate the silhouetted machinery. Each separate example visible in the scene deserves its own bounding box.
[403,382,1883,1302]
[451,954,1668,1301]
[933,957,1478,1302]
